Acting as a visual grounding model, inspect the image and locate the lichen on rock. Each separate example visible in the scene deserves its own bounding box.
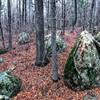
[17,32,30,45]
[0,66,21,97]
[0,95,10,100]
[64,30,100,90]
[0,58,4,63]
[95,32,100,42]
[45,34,66,58]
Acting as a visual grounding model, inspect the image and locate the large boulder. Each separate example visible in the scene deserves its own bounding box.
[45,34,66,57]
[0,67,21,97]
[94,32,100,42]
[64,30,100,90]
[0,95,10,100]
[17,32,30,45]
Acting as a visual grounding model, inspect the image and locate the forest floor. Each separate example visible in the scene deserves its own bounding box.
[0,31,100,100]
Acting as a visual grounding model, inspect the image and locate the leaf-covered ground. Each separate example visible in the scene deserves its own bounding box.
[0,32,100,100]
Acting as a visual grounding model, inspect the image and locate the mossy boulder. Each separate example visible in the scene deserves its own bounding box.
[0,67,21,97]
[45,34,66,57]
[82,91,98,100]
[93,26,98,35]
[0,58,4,63]
[94,32,100,42]
[0,95,10,100]
[82,94,97,100]
[17,32,30,45]
[0,49,8,55]
[64,30,100,90]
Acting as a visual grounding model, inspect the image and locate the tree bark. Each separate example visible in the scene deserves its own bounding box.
[46,0,50,33]
[89,0,95,31]
[19,0,21,28]
[29,0,32,23]
[61,0,66,39]
[24,0,27,25]
[7,0,12,49]
[0,0,5,48]
[50,0,58,81]
[96,1,100,26]
[35,0,45,66]
[72,0,77,31]
[22,0,25,25]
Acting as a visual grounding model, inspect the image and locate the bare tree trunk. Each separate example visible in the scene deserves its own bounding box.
[72,0,77,31]
[29,0,32,23]
[92,0,96,30]
[61,0,66,39]
[46,0,49,33]
[22,0,25,25]
[89,0,95,31]
[83,6,86,30]
[96,1,100,26]
[24,0,27,25]
[35,0,45,66]
[7,0,12,49]
[0,0,5,48]
[50,0,58,81]
[19,0,21,29]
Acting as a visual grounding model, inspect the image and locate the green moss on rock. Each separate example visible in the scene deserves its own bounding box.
[0,49,8,55]
[45,34,66,58]
[17,32,30,45]
[64,30,100,90]
[0,67,21,97]
[0,95,10,100]
[95,32,100,42]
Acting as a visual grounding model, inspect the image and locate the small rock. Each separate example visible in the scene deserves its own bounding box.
[0,95,10,100]
[83,91,98,100]
[12,61,17,65]
[0,58,4,63]
[17,32,30,45]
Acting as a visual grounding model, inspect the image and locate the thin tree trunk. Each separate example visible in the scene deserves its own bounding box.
[50,0,58,81]
[0,0,5,48]
[61,0,65,39]
[96,1,100,26]
[89,0,95,31]
[29,0,32,23]
[22,0,25,25]
[83,6,86,30]
[72,0,77,31]
[8,0,12,49]
[35,0,45,66]
[25,0,27,25]
[47,0,49,33]
[19,0,21,28]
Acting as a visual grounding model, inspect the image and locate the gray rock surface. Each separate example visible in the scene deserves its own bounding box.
[64,30,100,90]
[17,32,30,45]
[0,67,21,97]
[45,34,66,57]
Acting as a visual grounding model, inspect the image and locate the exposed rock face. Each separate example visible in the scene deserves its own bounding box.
[0,67,21,97]
[64,30,100,90]
[82,92,98,100]
[17,32,30,45]
[0,58,4,63]
[95,32,100,42]
[0,95,10,100]
[45,34,66,57]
